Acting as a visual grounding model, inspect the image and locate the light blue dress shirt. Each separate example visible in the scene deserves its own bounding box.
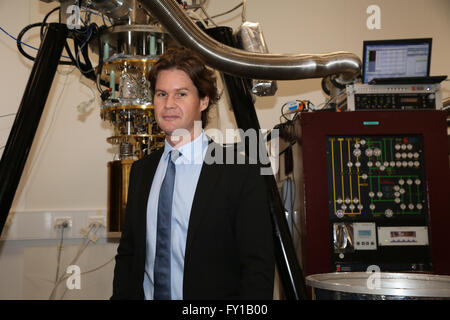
[144,131,209,300]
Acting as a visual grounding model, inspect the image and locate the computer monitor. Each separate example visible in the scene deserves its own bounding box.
[362,38,432,83]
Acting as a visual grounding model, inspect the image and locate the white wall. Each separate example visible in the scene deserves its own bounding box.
[0,0,449,299]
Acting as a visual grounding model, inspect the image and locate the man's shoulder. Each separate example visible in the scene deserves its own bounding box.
[131,148,164,170]
[204,141,265,173]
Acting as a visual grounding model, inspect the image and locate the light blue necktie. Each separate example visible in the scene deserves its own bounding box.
[154,150,179,300]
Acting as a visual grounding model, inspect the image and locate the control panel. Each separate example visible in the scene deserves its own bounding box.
[326,135,431,272]
[327,135,427,218]
[346,83,442,111]
[300,110,450,278]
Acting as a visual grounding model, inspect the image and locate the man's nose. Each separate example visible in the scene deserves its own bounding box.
[164,94,176,109]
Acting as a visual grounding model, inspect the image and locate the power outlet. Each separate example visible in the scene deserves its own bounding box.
[88,215,106,228]
[54,216,72,229]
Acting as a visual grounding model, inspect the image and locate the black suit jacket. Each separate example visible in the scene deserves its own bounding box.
[111,141,275,300]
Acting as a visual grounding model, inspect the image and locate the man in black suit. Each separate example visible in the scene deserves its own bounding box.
[111,47,275,300]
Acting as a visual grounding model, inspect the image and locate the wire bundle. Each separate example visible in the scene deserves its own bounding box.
[13,5,110,93]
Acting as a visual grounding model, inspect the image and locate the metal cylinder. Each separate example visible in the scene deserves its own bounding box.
[93,24,174,58]
[87,0,151,25]
[306,272,450,300]
[107,160,134,231]
[235,21,278,96]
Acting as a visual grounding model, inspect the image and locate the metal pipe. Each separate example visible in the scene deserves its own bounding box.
[0,23,68,234]
[443,96,450,108]
[138,0,361,82]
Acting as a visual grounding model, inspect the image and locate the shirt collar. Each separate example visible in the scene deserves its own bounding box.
[162,130,208,165]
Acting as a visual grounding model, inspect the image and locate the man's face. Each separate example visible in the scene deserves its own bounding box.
[153,68,208,139]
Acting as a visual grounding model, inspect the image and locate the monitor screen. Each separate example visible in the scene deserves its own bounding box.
[362,38,432,83]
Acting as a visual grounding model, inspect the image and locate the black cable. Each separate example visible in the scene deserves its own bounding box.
[15,5,112,89]
[72,26,94,76]
[40,6,74,66]
[17,22,46,62]
[101,13,108,27]
[321,77,331,96]
[43,7,83,68]
[40,6,60,41]
[69,23,110,90]
[95,24,108,93]
[17,19,73,65]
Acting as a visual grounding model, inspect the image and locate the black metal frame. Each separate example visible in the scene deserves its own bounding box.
[0,23,68,232]
[205,27,308,300]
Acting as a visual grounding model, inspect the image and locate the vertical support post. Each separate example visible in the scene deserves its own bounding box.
[0,23,68,234]
[205,26,308,300]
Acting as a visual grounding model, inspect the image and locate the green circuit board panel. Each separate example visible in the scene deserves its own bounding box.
[326,135,427,219]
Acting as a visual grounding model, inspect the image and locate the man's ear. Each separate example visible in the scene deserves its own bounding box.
[200,96,209,111]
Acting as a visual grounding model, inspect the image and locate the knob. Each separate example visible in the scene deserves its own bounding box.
[374,148,382,157]
[353,149,362,157]
[385,209,393,218]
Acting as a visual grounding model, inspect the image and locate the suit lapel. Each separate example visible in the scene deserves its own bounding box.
[135,148,163,249]
[185,141,224,257]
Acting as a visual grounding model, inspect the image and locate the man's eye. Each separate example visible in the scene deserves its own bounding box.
[156,92,167,97]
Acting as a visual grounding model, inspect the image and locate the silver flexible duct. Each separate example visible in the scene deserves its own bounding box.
[138,0,361,82]
[443,96,450,108]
